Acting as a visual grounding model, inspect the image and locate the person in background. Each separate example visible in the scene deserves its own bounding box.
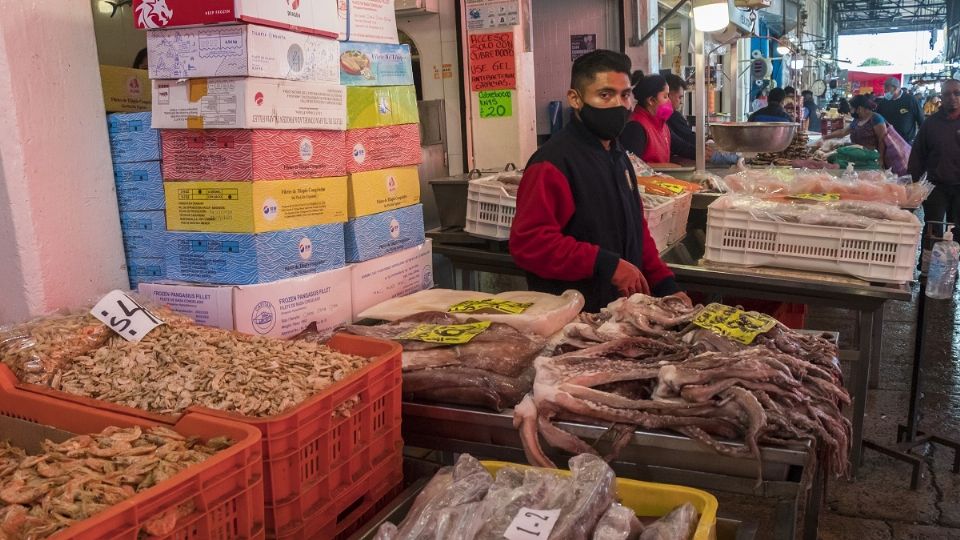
[924,95,942,116]
[751,88,768,113]
[878,77,924,142]
[748,88,792,122]
[509,50,687,313]
[909,79,960,237]
[838,97,852,117]
[802,90,821,132]
[824,94,911,174]
[620,71,674,165]
[133,48,148,70]
[783,86,802,124]
[660,74,737,166]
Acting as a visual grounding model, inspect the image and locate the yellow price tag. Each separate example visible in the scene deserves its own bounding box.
[789,193,840,202]
[652,180,685,195]
[448,299,533,315]
[399,321,492,345]
[692,303,777,345]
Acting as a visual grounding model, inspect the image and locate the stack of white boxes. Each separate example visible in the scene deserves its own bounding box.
[127,1,431,339]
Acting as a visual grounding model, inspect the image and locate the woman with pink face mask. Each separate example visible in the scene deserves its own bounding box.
[620,71,675,165]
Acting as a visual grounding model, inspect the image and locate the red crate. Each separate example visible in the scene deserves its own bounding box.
[16,333,403,540]
[0,367,265,540]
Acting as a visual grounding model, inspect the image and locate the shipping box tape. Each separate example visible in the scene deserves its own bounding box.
[348,166,421,218]
[139,266,351,338]
[161,129,347,180]
[346,86,418,129]
[152,78,346,130]
[133,0,339,38]
[350,240,433,320]
[127,257,167,289]
[338,0,399,44]
[345,204,425,262]
[100,65,151,113]
[148,24,339,83]
[108,112,160,163]
[120,211,167,258]
[163,224,346,285]
[114,161,165,212]
[163,177,348,233]
[345,124,421,172]
[339,42,412,86]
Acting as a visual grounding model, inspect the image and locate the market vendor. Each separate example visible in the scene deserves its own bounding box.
[748,88,792,122]
[823,94,911,175]
[620,71,674,164]
[509,50,687,312]
[878,77,924,143]
[909,79,960,237]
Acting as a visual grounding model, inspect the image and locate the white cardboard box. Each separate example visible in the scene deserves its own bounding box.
[350,240,433,320]
[339,0,399,44]
[148,24,340,82]
[152,78,346,130]
[139,266,352,338]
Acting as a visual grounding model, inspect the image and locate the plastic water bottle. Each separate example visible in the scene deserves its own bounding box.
[926,229,960,299]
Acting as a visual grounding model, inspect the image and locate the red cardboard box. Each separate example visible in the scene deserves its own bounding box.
[133,0,338,38]
[345,124,422,173]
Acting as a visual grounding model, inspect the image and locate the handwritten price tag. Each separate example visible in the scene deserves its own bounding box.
[448,299,532,315]
[692,303,776,345]
[398,321,492,345]
[90,290,164,342]
[504,507,561,540]
[789,193,841,202]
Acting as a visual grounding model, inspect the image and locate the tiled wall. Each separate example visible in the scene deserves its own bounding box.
[531,0,621,135]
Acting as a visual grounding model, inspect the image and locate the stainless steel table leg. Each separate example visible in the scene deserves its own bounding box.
[851,308,875,477]
[869,308,884,389]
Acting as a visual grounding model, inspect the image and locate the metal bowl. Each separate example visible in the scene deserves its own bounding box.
[709,122,799,153]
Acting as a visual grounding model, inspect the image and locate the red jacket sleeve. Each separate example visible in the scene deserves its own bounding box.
[509,162,603,281]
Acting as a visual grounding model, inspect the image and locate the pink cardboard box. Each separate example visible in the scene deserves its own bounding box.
[162,129,347,180]
[345,124,422,173]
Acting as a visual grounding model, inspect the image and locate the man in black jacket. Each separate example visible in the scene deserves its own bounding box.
[879,77,924,142]
[908,79,960,236]
[749,88,792,122]
[664,74,696,160]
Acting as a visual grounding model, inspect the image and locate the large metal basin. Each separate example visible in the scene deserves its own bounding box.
[710,122,799,153]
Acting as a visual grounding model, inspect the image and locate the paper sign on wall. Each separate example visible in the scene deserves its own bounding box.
[478,91,513,118]
[570,34,597,61]
[469,32,516,91]
[465,0,520,30]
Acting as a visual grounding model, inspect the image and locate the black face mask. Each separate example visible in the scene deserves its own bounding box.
[577,102,632,141]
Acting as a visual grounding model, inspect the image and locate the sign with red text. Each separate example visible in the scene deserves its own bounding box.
[469,32,516,91]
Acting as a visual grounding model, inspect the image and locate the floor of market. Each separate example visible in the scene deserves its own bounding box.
[713,286,960,538]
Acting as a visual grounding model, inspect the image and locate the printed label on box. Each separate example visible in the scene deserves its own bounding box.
[346,86,418,129]
[114,161,165,212]
[338,0,399,44]
[133,0,339,38]
[345,124,421,172]
[100,65,152,113]
[345,204,426,262]
[138,283,235,330]
[350,240,433,319]
[339,42,413,86]
[108,112,161,164]
[121,211,167,258]
[347,166,421,218]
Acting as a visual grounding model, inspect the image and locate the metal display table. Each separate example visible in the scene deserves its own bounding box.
[426,230,911,480]
[401,402,810,540]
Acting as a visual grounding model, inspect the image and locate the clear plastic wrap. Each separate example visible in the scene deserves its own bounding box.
[639,503,698,540]
[551,454,618,540]
[627,153,655,177]
[592,503,643,540]
[714,195,920,229]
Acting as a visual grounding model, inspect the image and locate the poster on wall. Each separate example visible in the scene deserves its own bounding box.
[479,90,512,118]
[469,32,516,91]
[465,0,520,30]
[570,34,596,61]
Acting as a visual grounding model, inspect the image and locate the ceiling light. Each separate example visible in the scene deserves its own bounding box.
[791,58,805,69]
[692,0,730,33]
[822,52,832,59]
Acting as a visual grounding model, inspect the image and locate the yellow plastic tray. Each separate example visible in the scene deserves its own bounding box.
[481,461,718,540]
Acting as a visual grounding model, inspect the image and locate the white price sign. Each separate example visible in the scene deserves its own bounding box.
[90,290,164,342]
[503,507,561,540]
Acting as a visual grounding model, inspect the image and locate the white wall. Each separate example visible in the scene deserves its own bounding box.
[398,0,466,175]
[0,0,128,323]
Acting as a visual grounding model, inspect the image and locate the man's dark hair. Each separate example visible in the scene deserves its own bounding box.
[801,89,813,98]
[665,73,688,93]
[849,94,877,111]
[768,88,787,104]
[570,50,632,92]
[783,86,797,96]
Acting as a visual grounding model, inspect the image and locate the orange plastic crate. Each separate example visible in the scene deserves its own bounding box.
[0,366,265,540]
[16,333,403,540]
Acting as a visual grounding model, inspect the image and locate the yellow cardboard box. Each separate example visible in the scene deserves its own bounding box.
[164,177,348,233]
[346,86,419,129]
[99,65,151,113]
[348,166,421,218]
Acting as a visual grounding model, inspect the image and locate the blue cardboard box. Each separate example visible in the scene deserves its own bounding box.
[163,224,346,285]
[114,161,164,212]
[344,204,425,262]
[339,42,413,86]
[108,112,161,164]
[127,256,167,290]
[120,211,166,258]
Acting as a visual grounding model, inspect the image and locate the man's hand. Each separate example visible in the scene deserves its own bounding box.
[612,259,650,297]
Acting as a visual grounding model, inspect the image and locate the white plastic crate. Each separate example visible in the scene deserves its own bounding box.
[464,176,518,240]
[668,191,693,245]
[643,197,675,253]
[704,204,921,283]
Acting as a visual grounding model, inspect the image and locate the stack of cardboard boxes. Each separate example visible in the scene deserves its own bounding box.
[119,1,431,339]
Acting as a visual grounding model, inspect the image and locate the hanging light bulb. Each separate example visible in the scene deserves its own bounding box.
[776,38,791,55]
[692,0,730,33]
[791,57,805,69]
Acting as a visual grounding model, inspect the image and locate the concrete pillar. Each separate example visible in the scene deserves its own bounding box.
[0,0,127,323]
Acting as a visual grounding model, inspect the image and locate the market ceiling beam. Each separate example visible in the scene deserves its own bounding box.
[829,0,947,35]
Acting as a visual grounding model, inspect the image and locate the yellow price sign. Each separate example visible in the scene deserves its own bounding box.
[789,193,840,202]
[399,321,492,345]
[652,180,685,195]
[692,303,777,345]
[448,299,533,315]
